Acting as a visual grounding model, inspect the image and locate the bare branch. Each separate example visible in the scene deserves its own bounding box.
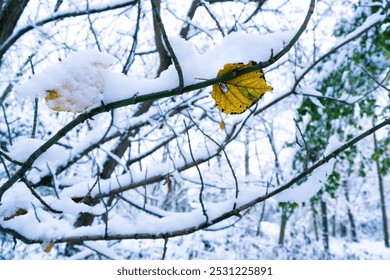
[151,0,184,91]
[200,1,225,37]
[0,1,138,60]
[122,0,142,75]
[184,120,208,223]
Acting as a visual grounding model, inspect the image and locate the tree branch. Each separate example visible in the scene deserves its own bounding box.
[151,0,184,90]
[0,1,137,60]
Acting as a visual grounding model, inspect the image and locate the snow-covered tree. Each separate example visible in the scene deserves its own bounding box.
[0,0,389,260]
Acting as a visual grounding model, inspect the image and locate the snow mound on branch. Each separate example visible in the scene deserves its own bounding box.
[274,135,341,203]
[7,137,66,166]
[15,49,117,112]
[0,182,37,219]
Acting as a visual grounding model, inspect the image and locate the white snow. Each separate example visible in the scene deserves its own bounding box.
[337,12,385,44]
[0,182,37,218]
[300,85,323,97]
[274,135,341,203]
[7,137,67,166]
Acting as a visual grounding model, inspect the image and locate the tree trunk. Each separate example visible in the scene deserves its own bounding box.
[245,130,250,177]
[0,0,30,46]
[278,212,288,246]
[313,211,319,241]
[331,215,336,237]
[373,131,389,247]
[343,180,358,242]
[321,200,330,256]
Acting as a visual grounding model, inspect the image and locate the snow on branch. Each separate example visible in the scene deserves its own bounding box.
[1,117,388,244]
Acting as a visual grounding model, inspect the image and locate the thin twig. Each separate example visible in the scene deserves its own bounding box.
[296,92,357,105]
[118,194,164,218]
[31,98,39,139]
[86,0,101,51]
[0,149,23,166]
[359,66,390,92]
[123,0,141,74]
[256,180,270,236]
[21,177,62,214]
[294,118,309,170]
[184,120,208,223]
[31,202,41,223]
[0,155,11,179]
[161,237,168,260]
[151,0,184,90]
[47,164,60,199]
[186,113,239,210]
[243,0,267,24]
[0,85,13,107]
[201,1,225,37]
[28,56,39,139]
[1,103,13,145]
[97,169,109,239]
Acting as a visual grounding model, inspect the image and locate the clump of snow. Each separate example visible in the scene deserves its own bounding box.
[0,182,37,219]
[300,85,323,97]
[15,49,117,112]
[7,137,67,166]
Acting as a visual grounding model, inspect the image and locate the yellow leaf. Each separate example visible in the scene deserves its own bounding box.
[211,61,272,114]
[42,241,54,253]
[45,89,81,112]
[219,120,226,130]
